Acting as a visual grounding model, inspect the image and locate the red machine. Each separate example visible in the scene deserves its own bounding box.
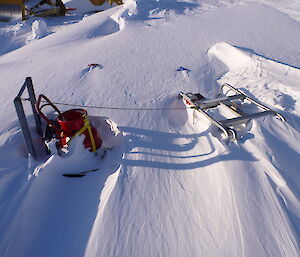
[36,94,101,154]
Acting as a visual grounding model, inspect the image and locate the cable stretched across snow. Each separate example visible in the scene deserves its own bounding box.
[20,97,189,111]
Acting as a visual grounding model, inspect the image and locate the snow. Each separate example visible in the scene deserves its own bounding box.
[0,0,300,256]
[31,19,48,39]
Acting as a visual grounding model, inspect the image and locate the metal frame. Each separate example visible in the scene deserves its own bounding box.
[219,83,286,123]
[179,83,286,140]
[14,77,42,158]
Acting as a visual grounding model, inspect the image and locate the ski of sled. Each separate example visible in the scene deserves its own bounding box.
[179,83,285,140]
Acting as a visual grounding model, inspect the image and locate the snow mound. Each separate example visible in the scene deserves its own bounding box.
[208,42,253,70]
[208,41,300,223]
[31,19,48,39]
[209,42,300,116]
[0,116,125,257]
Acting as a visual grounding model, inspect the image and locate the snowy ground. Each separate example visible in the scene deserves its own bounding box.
[0,0,300,256]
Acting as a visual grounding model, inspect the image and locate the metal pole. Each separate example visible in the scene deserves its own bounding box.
[26,77,42,135]
[14,96,37,158]
[17,79,27,97]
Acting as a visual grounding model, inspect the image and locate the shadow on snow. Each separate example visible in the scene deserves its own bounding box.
[120,126,257,170]
[129,0,199,21]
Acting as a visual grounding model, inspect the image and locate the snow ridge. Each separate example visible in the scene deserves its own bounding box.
[0,1,300,257]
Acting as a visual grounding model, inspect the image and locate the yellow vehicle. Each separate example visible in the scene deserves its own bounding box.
[0,0,26,20]
[0,0,122,21]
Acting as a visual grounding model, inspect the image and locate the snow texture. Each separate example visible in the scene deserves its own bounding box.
[0,0,300,257]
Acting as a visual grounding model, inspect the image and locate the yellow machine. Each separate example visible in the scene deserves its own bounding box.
[0,0,26,20]
[0,0,122,21]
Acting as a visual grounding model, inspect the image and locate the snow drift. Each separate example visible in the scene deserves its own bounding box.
[0,0,300,257]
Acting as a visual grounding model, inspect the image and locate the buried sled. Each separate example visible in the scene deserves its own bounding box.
[36,94,102,155]
[179,83,286,140]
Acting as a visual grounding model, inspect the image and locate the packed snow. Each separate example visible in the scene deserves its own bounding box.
[0,0,300,256]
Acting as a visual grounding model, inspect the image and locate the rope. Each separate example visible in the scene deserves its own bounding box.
[20,97,193,111]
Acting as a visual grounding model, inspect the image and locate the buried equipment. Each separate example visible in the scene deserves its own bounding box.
[179,83,286,140]
[36,94,101,154]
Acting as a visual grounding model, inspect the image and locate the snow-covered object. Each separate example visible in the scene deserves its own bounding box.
[31,19,48,39]
[110,0,137,30]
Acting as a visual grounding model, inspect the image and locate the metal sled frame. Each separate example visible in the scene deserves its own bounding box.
[179,83,285,140]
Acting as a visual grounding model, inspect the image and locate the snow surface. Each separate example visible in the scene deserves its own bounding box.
[0,0,300,256]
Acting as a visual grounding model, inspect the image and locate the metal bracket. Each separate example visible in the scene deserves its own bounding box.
[14,77,42,158]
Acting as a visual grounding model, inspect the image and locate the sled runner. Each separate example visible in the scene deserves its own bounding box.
[179,83,285,140]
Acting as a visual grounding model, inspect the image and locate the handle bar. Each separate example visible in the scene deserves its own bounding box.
[36,94,62,136]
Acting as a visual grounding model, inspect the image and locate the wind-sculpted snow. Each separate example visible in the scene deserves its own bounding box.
[209,42,300,128]
[209,41,300,248]
[0,0,134,56]
[0,0,300,257]
[0,117,125,257]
